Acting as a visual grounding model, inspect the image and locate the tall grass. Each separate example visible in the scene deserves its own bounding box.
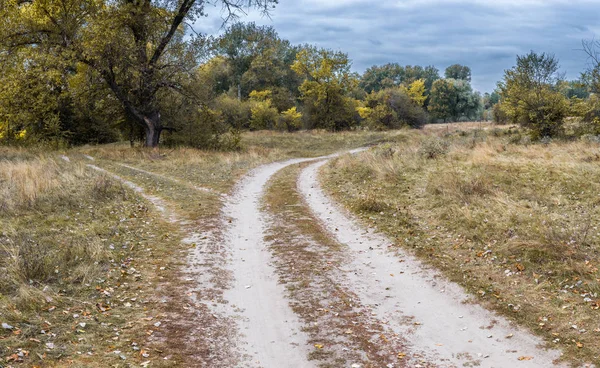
[0,152,125,308]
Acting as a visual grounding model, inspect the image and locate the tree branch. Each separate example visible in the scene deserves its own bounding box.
[149,0,197,66]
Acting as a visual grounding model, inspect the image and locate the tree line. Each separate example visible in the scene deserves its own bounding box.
[1,1,598,148]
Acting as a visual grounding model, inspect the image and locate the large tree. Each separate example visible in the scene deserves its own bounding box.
[214,22,280,101]
[291,46,358,130]
[0,0,276,147]
[498,51,568,137]
[428,78,481,122]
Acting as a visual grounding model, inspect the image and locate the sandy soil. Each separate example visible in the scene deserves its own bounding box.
[297,159,568,368]
[219,158,322,367]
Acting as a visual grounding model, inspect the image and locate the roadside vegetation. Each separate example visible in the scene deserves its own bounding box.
[0,151,190,367]
[321,122,600,365]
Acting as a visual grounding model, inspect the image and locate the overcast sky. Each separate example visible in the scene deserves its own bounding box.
[195,0,600,93]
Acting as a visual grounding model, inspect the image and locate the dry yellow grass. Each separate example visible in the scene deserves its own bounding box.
[0,151,190,367]
[322,122,600,366]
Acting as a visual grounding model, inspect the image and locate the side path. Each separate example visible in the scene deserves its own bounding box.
[298,159,568,368]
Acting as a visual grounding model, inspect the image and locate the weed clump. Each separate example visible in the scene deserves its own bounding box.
[418,138,449,159]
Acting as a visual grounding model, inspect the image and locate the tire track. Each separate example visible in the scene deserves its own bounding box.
[298,159,568,368]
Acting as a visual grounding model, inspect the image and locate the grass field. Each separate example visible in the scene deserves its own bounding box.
[321,123,600,365]
[0,152,190,367]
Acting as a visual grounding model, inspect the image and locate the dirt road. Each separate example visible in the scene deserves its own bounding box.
[90,151,573,367]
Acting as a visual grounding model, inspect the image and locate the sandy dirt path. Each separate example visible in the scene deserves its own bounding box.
[298,159,567,368]
[220,158,319,368]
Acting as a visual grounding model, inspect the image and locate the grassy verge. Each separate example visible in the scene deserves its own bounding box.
[321,123,600,365]
[0,152,195,367]
[263,165,409,368]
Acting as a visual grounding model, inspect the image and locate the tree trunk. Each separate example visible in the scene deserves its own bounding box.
[142,113,162,148]
[237,83,242,101]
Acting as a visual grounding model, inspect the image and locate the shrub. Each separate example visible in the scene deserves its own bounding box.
[360,87,427,130]
[213,95,251,129]
[498,52,569,138]
[250,101,278,130]
[418,138,449,159]
[276,107,303,131]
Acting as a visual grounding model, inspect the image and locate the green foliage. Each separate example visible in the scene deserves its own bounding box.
[292,46,359,130]
[574,94,600,136]
[360,87,427,130]
[213,95,252,129]
[492,102,510,124]
[444,64,472,81]
[215,22,281,99]
[359,63,440,98]
[359,63,405,93]
[428,79,481,122]
[498,52,568,138]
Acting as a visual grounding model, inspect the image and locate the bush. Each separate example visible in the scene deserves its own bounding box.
[492,102,509,124]
[360,87,427,130]
[250,101,278,130]
[213,95,251,129]
[418,138,449,159]
[276,107,303,131]
[498,52,568,138]
[163,106,241,150]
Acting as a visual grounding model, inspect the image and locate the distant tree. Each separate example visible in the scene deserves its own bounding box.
[559,80,590,99]
[292,46,358,130]
[404,65,440,93]
[498,51,568,138]
[483,90,501,110]
[359,64,440,97]
[428,79,481,122]
[428,79,456,122]
[445,64,472,82]
[215,22,280,101]
[359,63,404,93]
[400,79,427,107]
[359,87,427,130]
[242,41,302,105]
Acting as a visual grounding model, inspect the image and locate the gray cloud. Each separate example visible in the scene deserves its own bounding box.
[195,0,600,92]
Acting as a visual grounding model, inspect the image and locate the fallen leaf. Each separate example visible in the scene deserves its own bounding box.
[518,356,533,361]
